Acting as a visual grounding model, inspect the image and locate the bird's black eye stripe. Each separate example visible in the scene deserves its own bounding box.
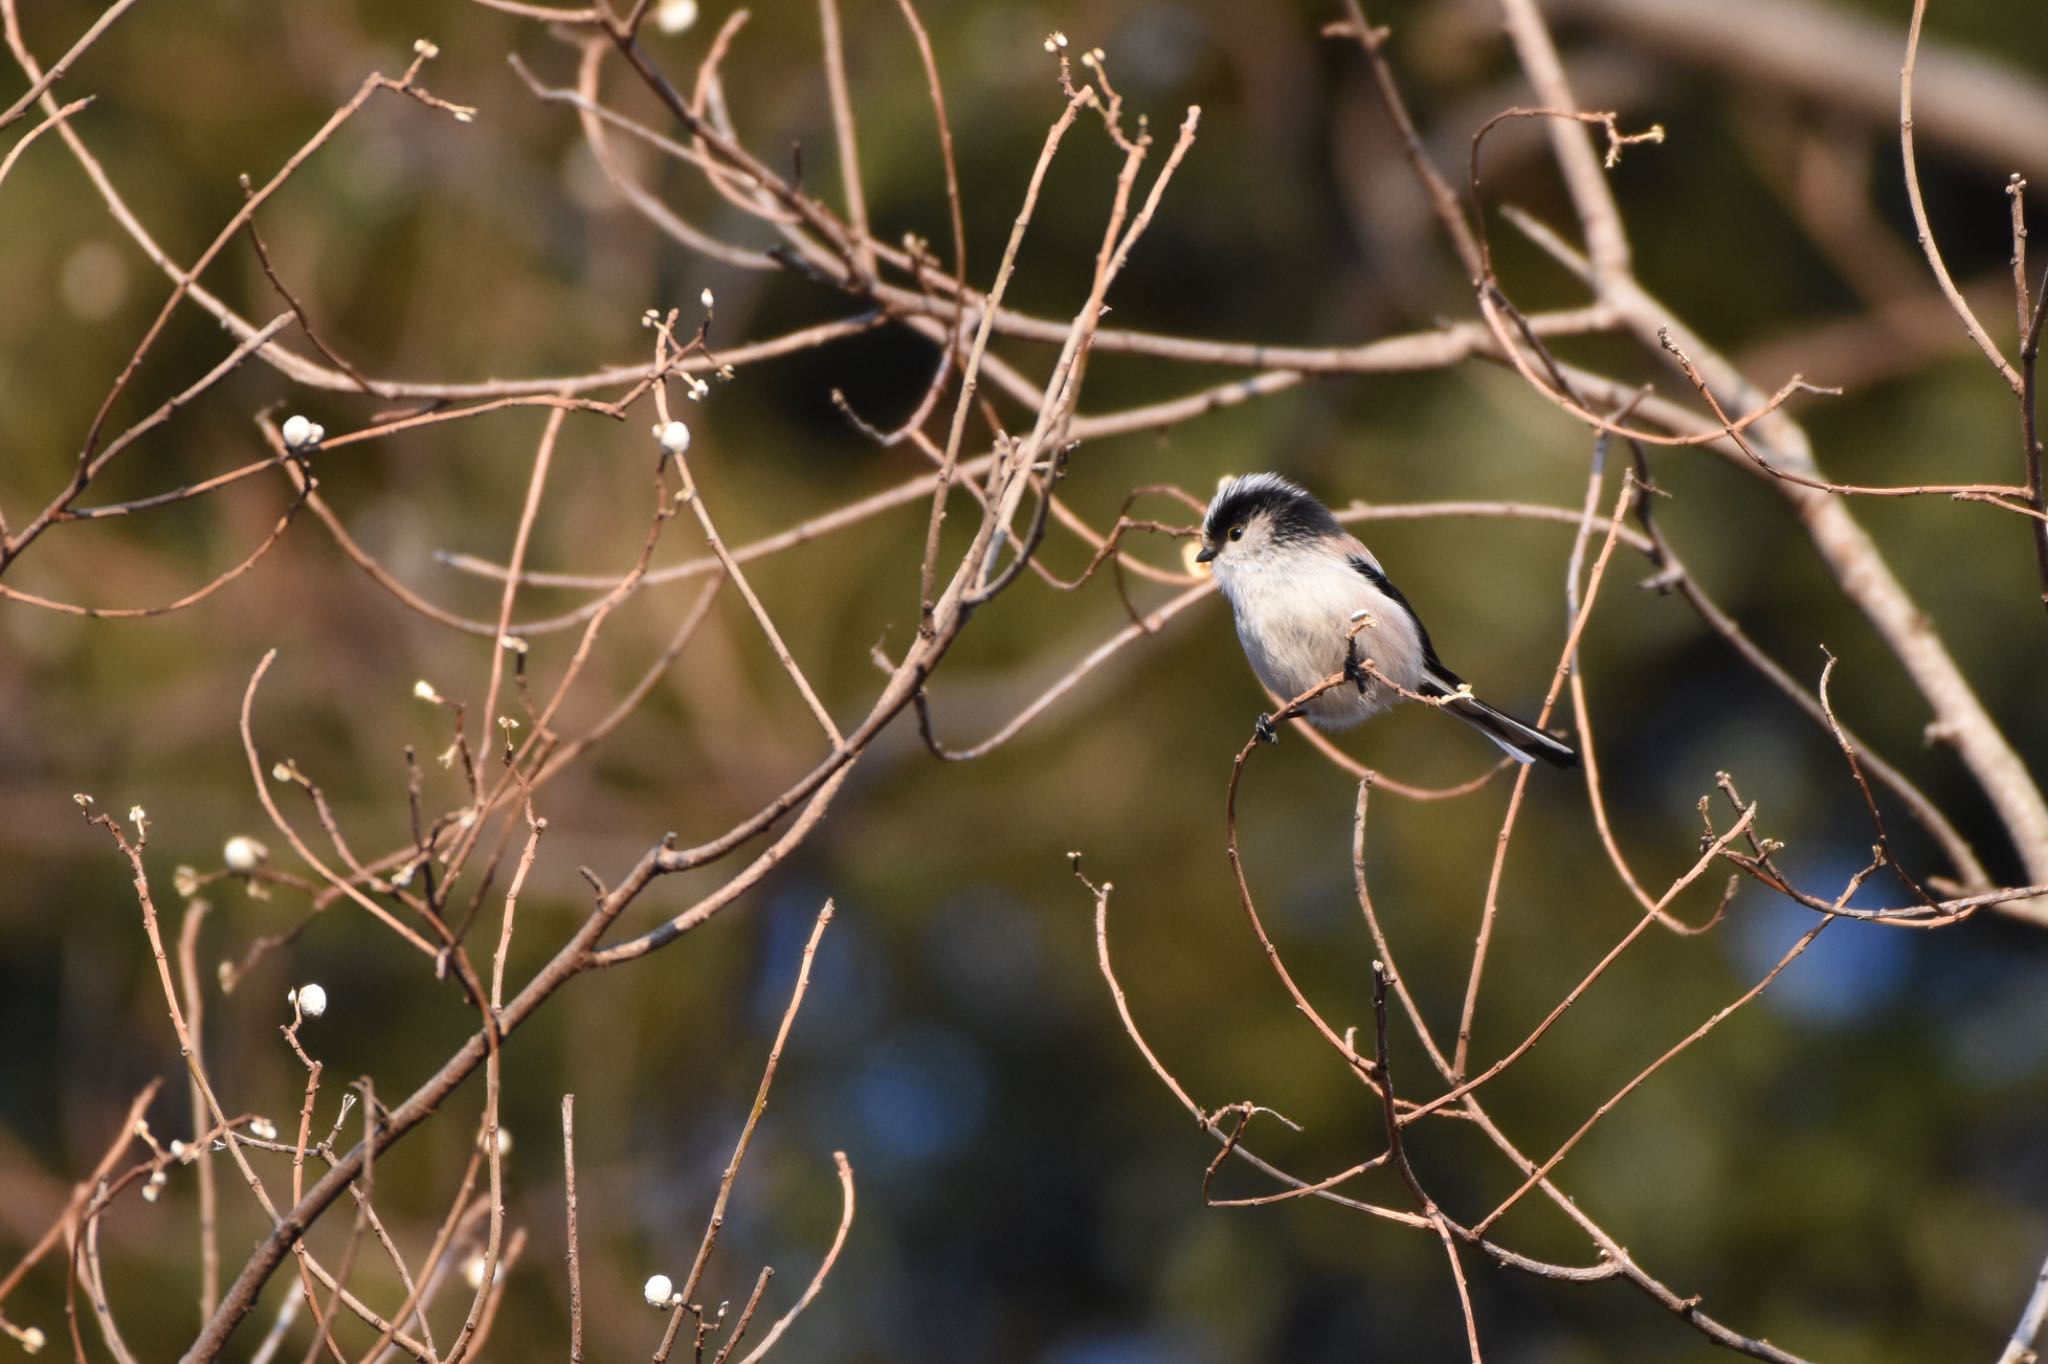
[1228,525,1244,541]
[1203,476,1343,547]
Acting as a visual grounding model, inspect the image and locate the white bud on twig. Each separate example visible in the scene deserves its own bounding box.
[499,634,528,655]
[657,420,692,456]
[249,1117,278,1141]
[464,1254,488,1290]
[644,1273,676,1307]
[224,836,268,872]
[1043,30,1068,52]
[413,679,443,703]
[20,1327,45,1354]
[700,287,715,309]
[654,0,699,35]
[280,415,325,451]
[291,983,327,1018]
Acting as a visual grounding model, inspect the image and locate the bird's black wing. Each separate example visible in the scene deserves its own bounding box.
[1349,554,1577,768]
[1347,554,1459,692]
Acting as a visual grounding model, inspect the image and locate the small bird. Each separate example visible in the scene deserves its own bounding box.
[1196,473,1577,768]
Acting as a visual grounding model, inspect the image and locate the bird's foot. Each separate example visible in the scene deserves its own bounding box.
[1343,646,1372,694]
[1254,713,1280,745]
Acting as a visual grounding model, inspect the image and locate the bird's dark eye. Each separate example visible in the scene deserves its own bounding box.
[1228,525,1245,542]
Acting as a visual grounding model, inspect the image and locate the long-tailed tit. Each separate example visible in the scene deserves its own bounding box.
[1196,473,1577,768]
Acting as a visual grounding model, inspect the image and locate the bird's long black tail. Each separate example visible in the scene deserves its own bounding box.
[1422,673,1578,769]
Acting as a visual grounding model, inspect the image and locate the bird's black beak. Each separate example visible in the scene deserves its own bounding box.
[1194,544,1217,563]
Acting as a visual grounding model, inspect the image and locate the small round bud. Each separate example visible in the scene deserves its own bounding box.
[249,1117,278,1141]
[464,1254,488,1291]
[414,679,443,704]
[655,0,699,35]
[644,1273,676,1307]
[700,287,715,309]
[21,1326,47,1353]
[657,421,692,456]
[281,415,325,451]
[223,836,268,872]
[293,983,327,1018]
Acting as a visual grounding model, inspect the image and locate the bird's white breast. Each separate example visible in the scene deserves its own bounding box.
[1215,552,1427,730]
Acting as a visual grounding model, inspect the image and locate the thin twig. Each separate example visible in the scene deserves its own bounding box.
[563,1095,584,1364]
[678,902,835,1306]
[1900,0,2020,393]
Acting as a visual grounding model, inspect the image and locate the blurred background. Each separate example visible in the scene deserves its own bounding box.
[4,0,2048,1360]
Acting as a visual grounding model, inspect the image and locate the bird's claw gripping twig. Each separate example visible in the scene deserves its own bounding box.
[1343,642,1372,694]
[1254,713,1280,745]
